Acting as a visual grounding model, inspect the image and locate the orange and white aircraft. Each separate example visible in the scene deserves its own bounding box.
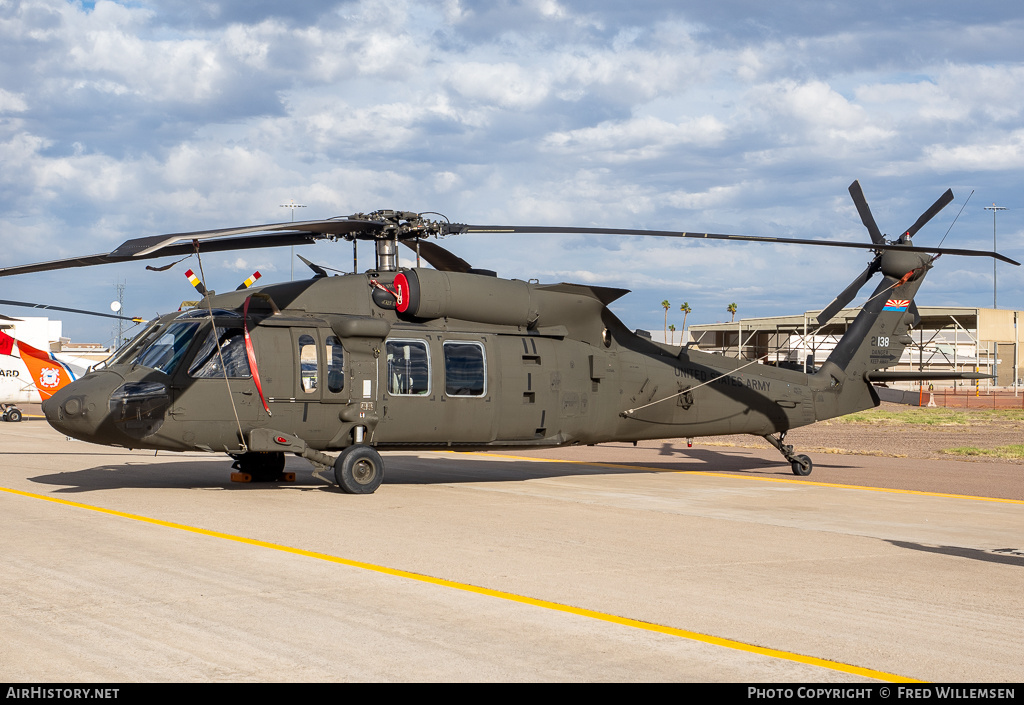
[0,329,91,422]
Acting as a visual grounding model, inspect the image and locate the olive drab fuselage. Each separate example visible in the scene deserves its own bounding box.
[43,267,888,456]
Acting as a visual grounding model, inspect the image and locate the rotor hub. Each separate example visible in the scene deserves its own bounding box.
[346,210,448,272]
[880,248,932,280]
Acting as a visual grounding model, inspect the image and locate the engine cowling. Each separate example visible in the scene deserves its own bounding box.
[394,269,539,327]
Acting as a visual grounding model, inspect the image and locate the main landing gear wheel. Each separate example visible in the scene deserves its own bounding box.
[791,454,813,476]
[5,408,22,423]
[230,452,289,482]
[334,445,384,494]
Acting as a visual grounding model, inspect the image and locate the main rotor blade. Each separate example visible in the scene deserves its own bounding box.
[399,239,473,273]
[816,259,880,326]
[849,180,885,245]
[448,224,1020,265]
[108,218,380,258]
[902,188,954,239]
[2,203,1017,282]
[0,298,144,322]
[0,232,322,278]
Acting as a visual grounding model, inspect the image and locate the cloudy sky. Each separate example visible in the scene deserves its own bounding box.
[2,0,1022,345]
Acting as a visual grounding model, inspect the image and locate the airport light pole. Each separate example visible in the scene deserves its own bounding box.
[280,200,306,280]
[984,204,1007,308]
[112,280,125,350]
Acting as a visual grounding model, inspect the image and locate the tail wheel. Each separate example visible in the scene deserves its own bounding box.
[791,454,813,476]
[334,445,384,494]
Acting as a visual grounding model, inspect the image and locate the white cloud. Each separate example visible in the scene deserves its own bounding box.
[925,129,1024,172]
[442,0,472,25]
[227,257,276,274]
[2,2,1023,343]
[531,0,568,21]
[0,89,28,113]
[0,132,50,167]
[544,115,728,162]
[447,62,552,110]
[664,184,745,210]
[939,63,1024,122]
[433,171,461,193]
[223,21,278,69]
[163,143,278,190]
[751,79,895,147]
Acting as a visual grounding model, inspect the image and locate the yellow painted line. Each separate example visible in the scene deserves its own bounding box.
[472,452,1024,505]
[1,484,917,683]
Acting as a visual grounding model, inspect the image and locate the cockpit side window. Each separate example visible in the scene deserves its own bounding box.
[326,336,344,393]
[299,334,318,393]
[188,326,251,378]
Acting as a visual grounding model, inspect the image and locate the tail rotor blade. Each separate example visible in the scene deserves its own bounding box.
[849,180,885,245]
[908,300,921,328]
[817,259,880,325]
[902,189,954,240]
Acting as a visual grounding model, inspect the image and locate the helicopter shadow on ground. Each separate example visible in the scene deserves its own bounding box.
[25,443,864,494]
[886,540,1024,568]
[380,454,695,486]
[26,459,330,494]
[645,442,864,476]
[24,447,755,493]
[384,442,843,484]
[25,453,696,494]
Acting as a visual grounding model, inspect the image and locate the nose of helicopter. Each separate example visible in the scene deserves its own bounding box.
[43,371,125,441]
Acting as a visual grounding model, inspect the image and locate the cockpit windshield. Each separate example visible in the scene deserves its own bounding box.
[93,318,166,371]
[129,321,201,374]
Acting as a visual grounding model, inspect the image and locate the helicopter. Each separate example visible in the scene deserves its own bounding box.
[0,181,1015,493]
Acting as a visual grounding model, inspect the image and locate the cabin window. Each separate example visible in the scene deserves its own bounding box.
[188,326,251,378]
[326,335,344,393]
[386,340,430,395]
[443,341,485,396]
[299,334,318,393]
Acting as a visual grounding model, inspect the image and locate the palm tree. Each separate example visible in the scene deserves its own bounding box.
[661,300,670,342]
[668,324,676,345]
[679,302,691,343]
[727,302,737,322]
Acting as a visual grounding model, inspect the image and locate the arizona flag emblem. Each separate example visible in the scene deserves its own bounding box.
[883,299,910,312]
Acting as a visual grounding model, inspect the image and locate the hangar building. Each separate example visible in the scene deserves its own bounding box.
[686,307,1023,390]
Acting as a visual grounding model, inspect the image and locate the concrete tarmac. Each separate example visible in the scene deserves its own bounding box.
[1,419,1021,682]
